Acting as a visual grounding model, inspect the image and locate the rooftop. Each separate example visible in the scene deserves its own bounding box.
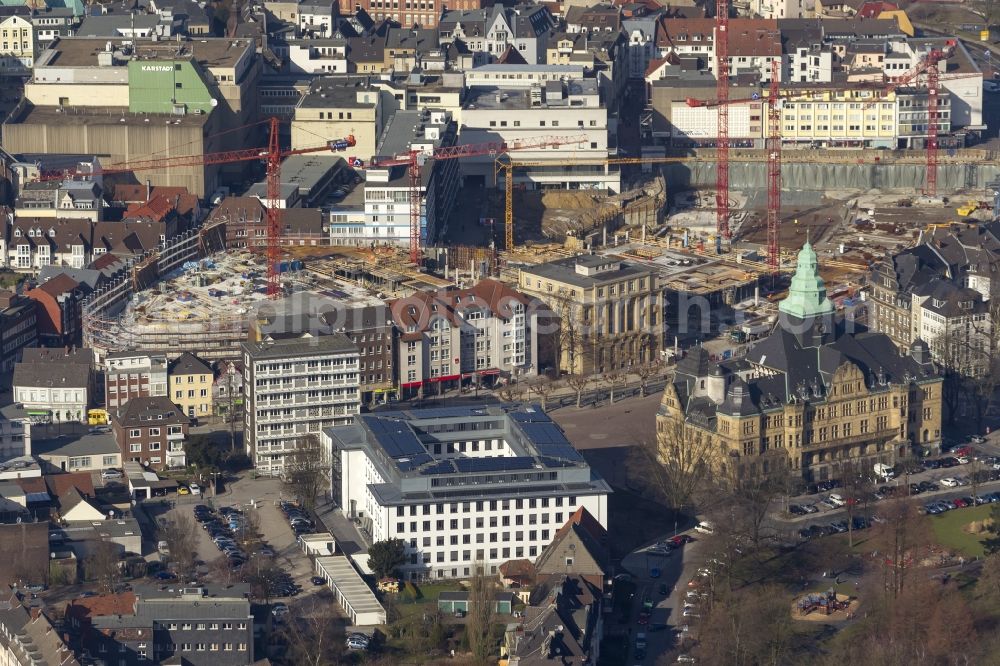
[11,104,212,128]
[464,80,600,111]
[241,333,358,360]
[37,36,254,69]
[520,255,653,289]
[298,76,381,109]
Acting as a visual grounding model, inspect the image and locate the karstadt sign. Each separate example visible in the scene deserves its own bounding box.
[140,65,174,72]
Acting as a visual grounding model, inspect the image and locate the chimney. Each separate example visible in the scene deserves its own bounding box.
[146,179,151,201]
[30,607,41,620]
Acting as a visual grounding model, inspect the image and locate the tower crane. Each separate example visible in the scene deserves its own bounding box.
[715,0,731,241]
[41,118,585,292]
[863,39,956,198]
[766,58,781,274]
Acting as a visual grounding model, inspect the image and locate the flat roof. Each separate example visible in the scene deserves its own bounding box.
[464,81,599,111]
[278,154,346,192]
[315,555,385,618]
[32,432,120,458]
[241,333,358,359]
[40,37,254,69]
[520,255,653,288]
[298,76,380,109]
[11,104,212,128]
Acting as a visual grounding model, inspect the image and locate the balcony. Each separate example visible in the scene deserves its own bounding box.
[167,431,185,441]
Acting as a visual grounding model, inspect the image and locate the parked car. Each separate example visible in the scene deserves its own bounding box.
[941,477,961,487]
[695,521,714,535]
[189,483,201,495]
[101,468,123,480]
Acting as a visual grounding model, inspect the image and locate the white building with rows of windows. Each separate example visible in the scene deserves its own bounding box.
[323,404,610,581]
[243,334,361,477]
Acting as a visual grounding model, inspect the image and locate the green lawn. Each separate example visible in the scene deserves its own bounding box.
[394,581,464,620]
[930,504,992,558]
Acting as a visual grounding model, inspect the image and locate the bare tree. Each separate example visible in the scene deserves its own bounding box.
[526,377,558,412]
[279,605,346,666]
[564,374,593,408]
[629,415,720,511]
[633,361,661,397]
[282,434,331,513]
[694,584,794,666]
[868,497,931,601]
[85,541,123,594]
[839,460,874,548]
[467,562,498,666]
[159,514,200,581]
[602,371,626,404]
[550,294,587,375]
[496,382,524,403]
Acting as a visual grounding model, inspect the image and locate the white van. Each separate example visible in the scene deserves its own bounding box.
[157,540,170,556]
[873,463,894,481]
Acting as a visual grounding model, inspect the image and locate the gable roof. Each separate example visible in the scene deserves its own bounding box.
[534,507,609,576]
[168,352,212,377]
[46,472,96,499]
[113,395,187,427]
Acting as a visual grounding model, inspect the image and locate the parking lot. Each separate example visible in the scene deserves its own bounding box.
[144,475,330,605]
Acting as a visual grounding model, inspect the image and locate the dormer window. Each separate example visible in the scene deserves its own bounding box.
[48,228,56,237]
[13,229,20,237]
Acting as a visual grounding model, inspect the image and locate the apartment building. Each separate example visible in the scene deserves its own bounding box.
[242,335,361,477]
[85,585,254,666]
[658,242,944,485]
[13,348,94,424]
[519,256,660,376]
[0,13,34,76]
[105,351,169,412]
[458,74,619,193]
[912,279,992,377]
[322,405,610,580]
[168,352,214,419]
[0,292,37,375]
[15,179,105,222]
[112,396,188,470]
[390,280,542,397]
[286,39,348,74]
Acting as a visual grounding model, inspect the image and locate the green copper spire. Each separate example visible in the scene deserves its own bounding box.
[779,240,834,319]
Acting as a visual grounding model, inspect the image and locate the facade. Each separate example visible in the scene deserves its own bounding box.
[518,256,660,376]
[13,347,94,424]
[911,280,991,377]
[242,335,361,477]
[290,76,385,158]
[0,410,30,463]
[323,404,611,580]
[390,280,542,397]
[657,242,944,484]
[15,179,105,222]
[105,351,170,412]
[34,432,121,473]
[168,352,214,419]
[438,5,555,64]
[0,14,34,76]
[112,396,188,470]
[25,273,88,348]
[0,292,37,375]
[86,585,254,666]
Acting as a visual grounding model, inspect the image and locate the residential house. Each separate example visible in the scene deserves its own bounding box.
[104,351,170,412]
[3,217,94,271]
[438,5,555,65]
[533,507,609,593]
[58,485,105,522]
[112,396,188,470]
[503,575,603,666]
[16,179,105,222]
[0,292,37,374]
[31,6,78,48]
[0,597,80,666]
[168,352,214,419]
[13,347,94,424]
[34,431,122,473]
[26,272,90,348]
[298,0,337,37]
[0,13,35,76]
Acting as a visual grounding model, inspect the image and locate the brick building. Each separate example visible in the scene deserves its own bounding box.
[112,396,188,470]
[26,273,89,348]
[104,351,169,411]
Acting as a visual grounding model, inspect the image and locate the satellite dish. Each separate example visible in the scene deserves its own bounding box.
[210,98,218,107]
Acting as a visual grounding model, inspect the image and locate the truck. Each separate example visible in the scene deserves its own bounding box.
[873,463,895,481]
[635,632,647,651]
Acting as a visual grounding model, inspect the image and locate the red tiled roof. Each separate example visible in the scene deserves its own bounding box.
[555,506,608,543]
[728,19,780,57]
[389,279,530,333]
[645,56,669,77]
[32,273,82,299]
[13,477,47,495]
[125,195,175,223]
[858,0,897,16]
[65,592,136,624]
[499,558,536,581]
[90,253,119,271]
[46,472,96,499]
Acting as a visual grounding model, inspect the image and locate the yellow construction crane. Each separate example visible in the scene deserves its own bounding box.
[494,155,696,250]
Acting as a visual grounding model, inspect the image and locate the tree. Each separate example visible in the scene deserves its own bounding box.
[694,584,794,666]
[551,294,586,375]
[159,514,200,581]
[282,434,331,513]
[526,377,558,411]
[564,374,593,408]
[972,0,1000,28]
[467,563,498,666]
[496,383,524,403]
[868,497,931,600]
[368,538,406,580]
[185,433,224,471]
[839,460,874,548]
[633,361,661,397]
[602,371,626,404]
[245,559,284,604]
[634,410,719,511]
[279,605,346,666]
[85,541,123,594]
[716,458,792,553]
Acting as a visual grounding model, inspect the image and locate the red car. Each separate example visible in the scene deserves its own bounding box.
[637,613,650,625]
[671,534,693,547]
[953,498,968,509]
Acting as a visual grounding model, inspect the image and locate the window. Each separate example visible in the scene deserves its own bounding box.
[129,429,141,438]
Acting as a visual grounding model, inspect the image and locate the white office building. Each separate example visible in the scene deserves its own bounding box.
[243,335,361,477]
[323,405,611,580]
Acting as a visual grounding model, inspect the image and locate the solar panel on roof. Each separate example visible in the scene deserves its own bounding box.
[453,457,536,473]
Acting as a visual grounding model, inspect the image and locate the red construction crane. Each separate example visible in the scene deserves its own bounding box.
[766,58,781,275]
[369,134,587,264]
[863,40,955,198]
[715,0,731,241]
